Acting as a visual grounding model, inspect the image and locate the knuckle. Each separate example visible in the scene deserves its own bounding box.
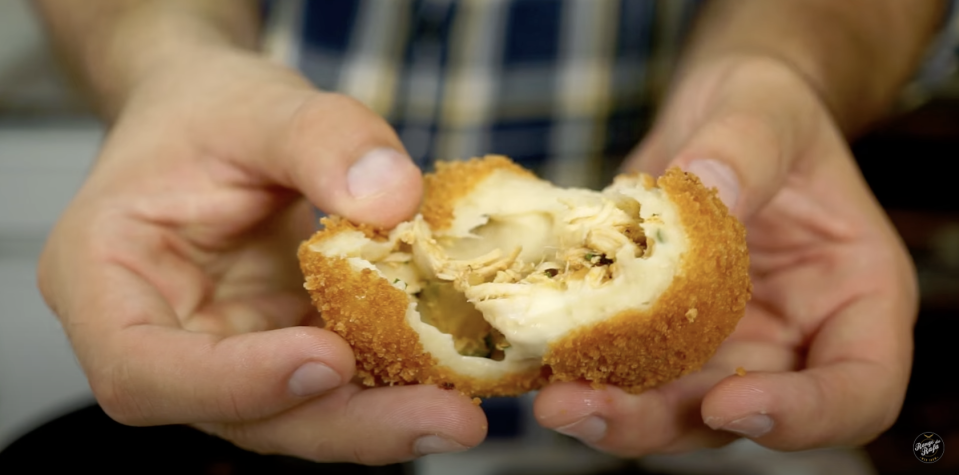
[862,382,906,443]
[872,409,900,439]
[289,93,361,132]
[211,423,281,456]
[581,426,662,459]
[287,92,397,151]
[713,112,784,160]
[300,433,391,466]
[345,444,388,466]
[315,91,366,113]
[218,385,249,421]
[88,363,145,426]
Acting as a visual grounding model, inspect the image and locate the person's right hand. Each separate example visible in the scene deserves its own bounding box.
[37,46,487,464]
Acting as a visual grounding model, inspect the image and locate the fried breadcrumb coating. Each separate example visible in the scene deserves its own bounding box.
[298,155,750,397]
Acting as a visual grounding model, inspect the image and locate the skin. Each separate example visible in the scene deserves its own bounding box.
[533,0,941,456]
[33,0,483,465]
[31,0,941,464]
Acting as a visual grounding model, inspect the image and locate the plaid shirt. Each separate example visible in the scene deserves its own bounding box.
[263,0,959,189]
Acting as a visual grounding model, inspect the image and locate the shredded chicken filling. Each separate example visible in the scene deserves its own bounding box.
[371,195,649,360]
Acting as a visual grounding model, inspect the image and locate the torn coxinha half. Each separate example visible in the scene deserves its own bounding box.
[298,155,751,397]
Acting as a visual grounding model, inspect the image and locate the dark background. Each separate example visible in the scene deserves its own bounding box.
[853,98,959,474]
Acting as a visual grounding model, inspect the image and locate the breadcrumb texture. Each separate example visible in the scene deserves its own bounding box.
[421,155,535,230]
[298,218,548,397]
[543,169,751,393]
[298,156,750,397]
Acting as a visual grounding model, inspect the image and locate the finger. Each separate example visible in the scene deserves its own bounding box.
[533,375,731,458]
[39,194,356,426]
[182,289,315,335]
[702,294,914,449]
[533,337,797,457]
[60,257,356,426]
[205,384,488,465]
[625,59,826,221]
[202,86,423,228]
[626,123,669,176]
[55,194,313,334]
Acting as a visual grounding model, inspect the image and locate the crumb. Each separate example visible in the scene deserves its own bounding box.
[641,174,656,190]
[685,308,698,323]
[735,367,746,376]
[472,397,482,406]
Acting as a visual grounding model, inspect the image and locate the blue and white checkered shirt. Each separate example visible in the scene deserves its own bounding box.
[262,0,959,189]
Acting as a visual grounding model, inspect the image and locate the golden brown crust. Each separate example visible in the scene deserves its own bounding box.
[421,155,535,230]
[542,168,751,394]
[298,221,547,398]
[310,215,390,242]
[299,157,750,397]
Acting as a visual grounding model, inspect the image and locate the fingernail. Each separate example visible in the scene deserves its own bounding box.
[717,414,773,438]
[414,435,469,456]
[685,159,740,211]
[347,148,409,199]
[554,416,607,444]
[288,362,342,397]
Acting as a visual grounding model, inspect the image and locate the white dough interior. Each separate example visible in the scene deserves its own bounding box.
[309,169,687,379]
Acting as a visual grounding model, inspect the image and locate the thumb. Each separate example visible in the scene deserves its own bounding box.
[239,90,422,228]
[656,109,813,222]
[673,114,771,221]
[627,61,825,221]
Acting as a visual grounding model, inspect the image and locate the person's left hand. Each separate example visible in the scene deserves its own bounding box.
[532,55,918,455]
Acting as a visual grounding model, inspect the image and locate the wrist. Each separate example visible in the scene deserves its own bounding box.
[677,0,944,137]
[671,53,832,123]
[675,46,869,138]
[77,2,260,120]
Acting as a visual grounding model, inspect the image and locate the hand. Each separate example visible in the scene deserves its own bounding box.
[533,55,917,455]
[37,48,486,464]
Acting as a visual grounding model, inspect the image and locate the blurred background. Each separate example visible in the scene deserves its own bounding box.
[0,0,103,449]
[1,0,957,473]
